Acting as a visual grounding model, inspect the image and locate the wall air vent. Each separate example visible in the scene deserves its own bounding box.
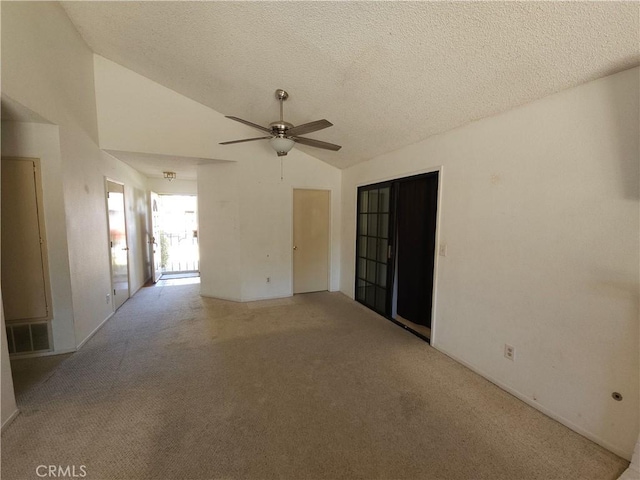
[6,322,51,355]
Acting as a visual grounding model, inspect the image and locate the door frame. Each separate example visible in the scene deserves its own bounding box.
[149,191,162,283]
[104,177,130,311]
[290,187,332,296]
[354,166,443,346]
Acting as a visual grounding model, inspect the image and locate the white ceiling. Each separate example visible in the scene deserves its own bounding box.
[62,1,639,169]
[106,150,229,180]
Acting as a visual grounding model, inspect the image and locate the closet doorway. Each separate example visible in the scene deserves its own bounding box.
[355,171,439,341]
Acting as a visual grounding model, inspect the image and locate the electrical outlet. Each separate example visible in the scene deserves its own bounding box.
[438,244,447,256]
[504,344,515,361]
[266,277,271,283]
[106,293,111,304]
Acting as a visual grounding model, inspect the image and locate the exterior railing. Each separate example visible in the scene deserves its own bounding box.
[160,231,199,273]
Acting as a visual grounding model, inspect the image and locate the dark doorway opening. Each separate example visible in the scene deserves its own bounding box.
[355,171,439,342]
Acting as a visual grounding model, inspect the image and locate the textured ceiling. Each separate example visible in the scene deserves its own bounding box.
[61,1,639,169]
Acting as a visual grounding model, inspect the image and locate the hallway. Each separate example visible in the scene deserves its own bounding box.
[2,284,628,480]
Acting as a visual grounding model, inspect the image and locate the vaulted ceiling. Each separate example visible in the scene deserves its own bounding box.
[61,1,639,169]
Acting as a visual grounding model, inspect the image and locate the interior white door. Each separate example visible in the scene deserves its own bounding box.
[293,189,330,294]
[150,191,162,283]
[1,157,51,321]
[107,181,129,310]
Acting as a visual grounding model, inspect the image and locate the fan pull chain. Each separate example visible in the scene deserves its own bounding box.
[280,157,284,181]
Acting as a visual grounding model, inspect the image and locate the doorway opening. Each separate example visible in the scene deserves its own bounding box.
[152,194,199,280]
[355,171,439,342]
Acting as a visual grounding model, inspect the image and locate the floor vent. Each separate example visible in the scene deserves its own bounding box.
[6,322,51,355]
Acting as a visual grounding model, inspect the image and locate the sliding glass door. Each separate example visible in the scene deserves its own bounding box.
[355,172,439,341]
[355,183,393,315]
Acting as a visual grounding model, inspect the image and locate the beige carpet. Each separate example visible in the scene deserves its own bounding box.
[2,285,629,480]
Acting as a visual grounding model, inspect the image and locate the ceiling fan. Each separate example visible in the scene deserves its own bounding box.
[220,89,342,157]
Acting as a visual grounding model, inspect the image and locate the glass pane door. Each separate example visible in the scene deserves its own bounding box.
[355,183,392,314]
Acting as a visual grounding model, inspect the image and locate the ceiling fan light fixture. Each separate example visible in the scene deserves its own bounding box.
[269,136,295,156]
[221,89,341,155]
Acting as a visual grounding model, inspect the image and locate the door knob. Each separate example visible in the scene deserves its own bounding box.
[293,245,298,250]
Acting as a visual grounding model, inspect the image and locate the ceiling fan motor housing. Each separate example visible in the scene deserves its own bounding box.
[269,121,293,136]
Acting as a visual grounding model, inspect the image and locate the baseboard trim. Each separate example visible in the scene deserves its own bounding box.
[1,408,19,432]
[618,466,639,480]
[433,346,632,461]
[76,312,114,350]
[200,291,298,303]
[9,347,76,360]
[130,282,145,297]
[241,294,292,302]
[199,292,243,303]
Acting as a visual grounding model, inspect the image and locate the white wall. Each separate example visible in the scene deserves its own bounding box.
[341,67,639,459]
[2,2,150,346]
[198,155,341,302]
[1,126,18,428]
[93,53,342,302]
[1,122,76,352]
[241,154,341,301]
[198,162,242,301]
[198,154,341,301]
[1,293,18,429]
[1,4,99,144]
